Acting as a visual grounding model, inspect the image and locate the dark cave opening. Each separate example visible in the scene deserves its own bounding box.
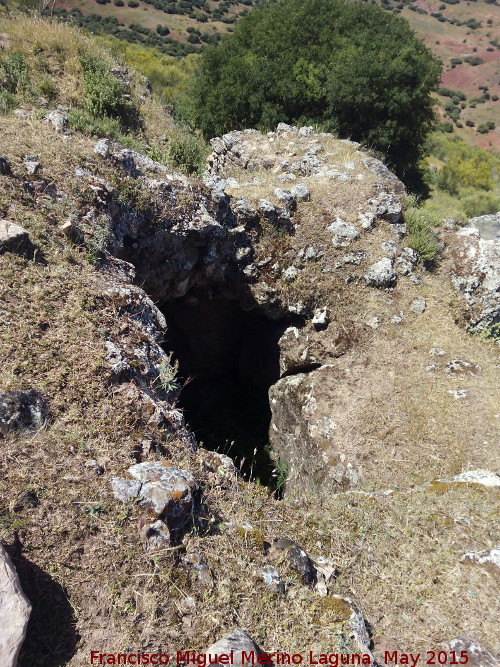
[160,297,286,486]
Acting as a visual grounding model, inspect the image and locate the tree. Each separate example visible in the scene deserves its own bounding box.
[185,0,441,187]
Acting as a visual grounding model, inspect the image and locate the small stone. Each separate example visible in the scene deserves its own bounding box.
[365,258,396,288]
[312,307,329,330]
[298,126,313,137]
[444,359,482,376]
[410,296,426,314]
[242,263,258,279]
[13,108,30,118]
[23,156,40,175]
[182,553,214,587]
[94,138,110,158]
[290,183,311,201]
[46,110,68,132]
[327,218,360,248]
[282,266,299,282]
[429,347,446,356]
[358,211,375,229]
[366,316,381,329]
[448,389,468,400]
[390,313,404,324]
[304,246,319,261]
[85,459,104,476]
[261,565,285,594]
[381,241,397,258]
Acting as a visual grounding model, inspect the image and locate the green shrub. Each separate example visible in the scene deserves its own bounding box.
[79,52,136,129]
[39,75,57,100]
[459,189,500,218]
[0,51,30,95]
[404,208,441,263]
[150,127,208,175]
[67,108,123,138]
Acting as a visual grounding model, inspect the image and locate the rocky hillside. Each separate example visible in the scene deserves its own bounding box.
[0,24,499,667]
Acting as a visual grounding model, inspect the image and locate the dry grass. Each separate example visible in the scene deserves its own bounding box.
[0,31,498,665]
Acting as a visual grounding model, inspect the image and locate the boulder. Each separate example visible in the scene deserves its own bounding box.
[0,545,31,667]
[111,462,203,547]
[447,221,499,333]
[0,390,48,436]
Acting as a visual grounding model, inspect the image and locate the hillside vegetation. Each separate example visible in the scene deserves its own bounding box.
[0,17,499,666]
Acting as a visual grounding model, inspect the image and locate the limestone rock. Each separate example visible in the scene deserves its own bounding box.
[365,258,396,288]
[437,470,500,487]
[440,638,498,667]
[46,110,68,132]
[461,547,500,576]
[112,462,202,547]
[410,296,426,314]
[274,188,295,208]
[0,220,35,256]
[468,213,500,241]
[0,389,48,436]
[447,221,500,333]
[204,629,269,667]
[94,138,110,158]
[0,544,31,667]
[444,359,481,376]
[261,565,285,594]
[327,218,360,248]
[23,156,39,176]
[290,183,311,201]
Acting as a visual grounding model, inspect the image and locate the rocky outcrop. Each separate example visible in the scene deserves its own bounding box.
[447,216,500,333]
[461,547,500,576]
[0,545,31,667]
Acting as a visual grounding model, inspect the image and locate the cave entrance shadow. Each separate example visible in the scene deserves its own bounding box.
[161,297,287,487]
[4,540,79,667]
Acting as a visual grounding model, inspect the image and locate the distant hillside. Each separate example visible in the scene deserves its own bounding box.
[373,0,500,151]
[13,0,500,149]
